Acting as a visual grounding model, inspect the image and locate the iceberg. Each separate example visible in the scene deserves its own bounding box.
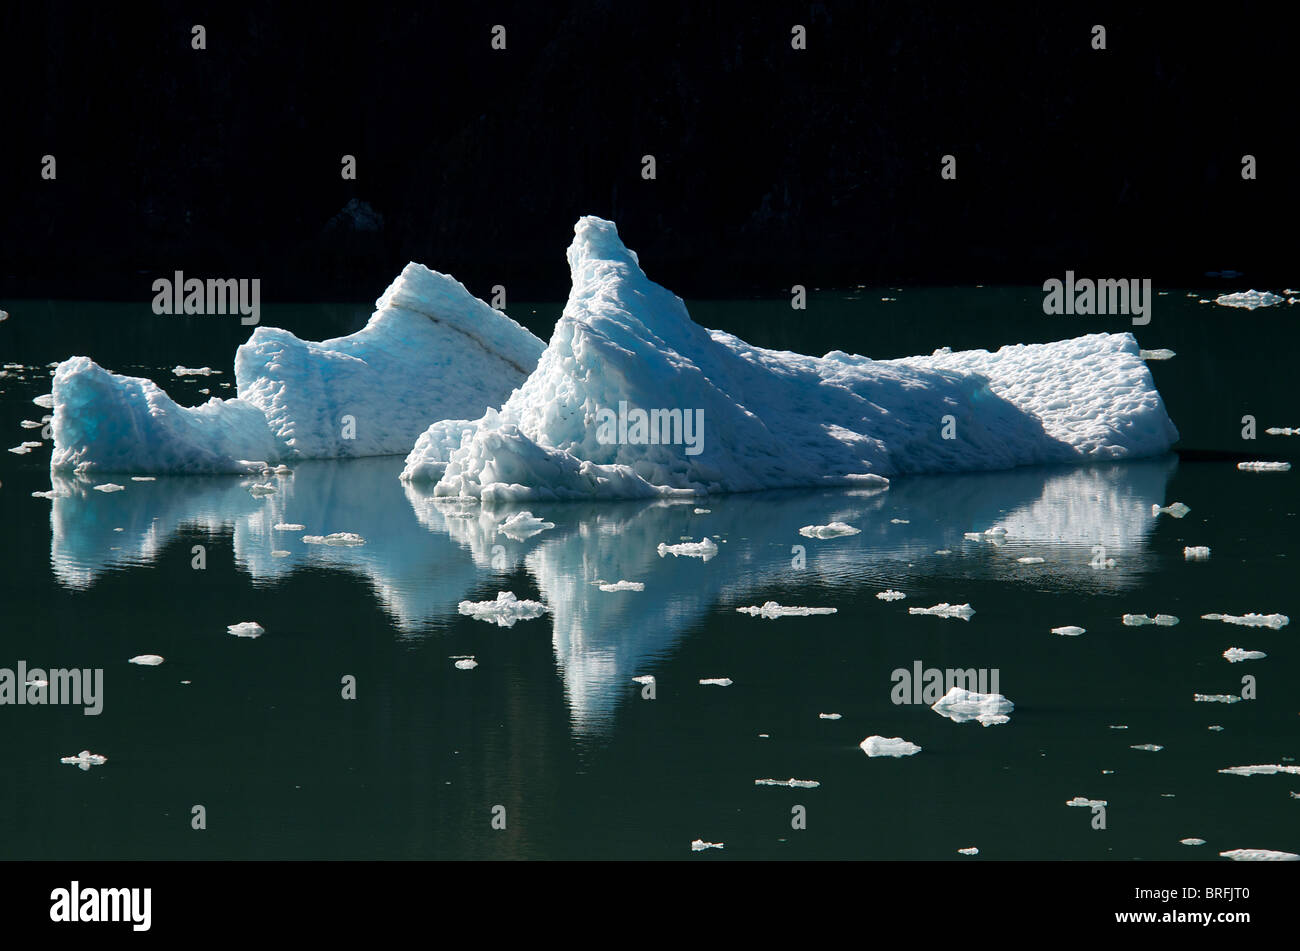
[1202,612,1289,629]
[457,591,548,628]
[405,216,1178,500]
[50,264,545,473]
[908,602,975,620]
[735,601,837,619]
[860,735,921,757]
[931,686,1014,726]
[1219,849,1300,862]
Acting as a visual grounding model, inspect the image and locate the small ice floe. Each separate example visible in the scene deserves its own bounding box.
[1066,797,1106,808]
[1052,625,1086,636]
[1180,838,1206,846]
[92,483,125,493]
[0,310,7,321]
[1215,290,1285,310]
[876,590,906,601]
[754,778,820,788]
[632,675,655,685]
[798,522,860,539]
[958,847,979,856]
[172,366,215,376]
[1139,348,1176,360]
[31,490,58,500]
[273,523,306,532]
[1130,744,1164,752]
[1122,613,1179,626]
[302,532,366,546]
[736,602,836,619]
[931,686,1013,726]
[699,678,733,686]
[1017,556,1045,564]
[1219,848,1299,862]
[249,482,277,496]
[1223,647,1266,663]
[598,580,644,592]
[128,654,164,666]
[1266,427,1299,436]
[271,550,290,558]
[8,445,32,455]
[226,621,264,638]
[859,736,921,757]
[1219,764,1300,777]
[32,393,55,408]
[691,840,724,852]
[693,507,710,514]
[25,678,48,688]
[60,750,108,771]
[908,603,974,620]
[1152,501,1190,518]
[657,538,718,561]
[1194,694,1242,704]
[1184,546,1211,560]
[454,658,478,670]
[890,518,910,524]
[19,419,42,429]
[1237,461,1291,472]
[458,591,548,628]
[934,549,952,555]
[497,510,555,541]
[1208,725,1225,731]
[1202,612,1289,629]
[131,476,156,481]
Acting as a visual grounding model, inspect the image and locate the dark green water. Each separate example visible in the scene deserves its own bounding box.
[0,288,1295,859]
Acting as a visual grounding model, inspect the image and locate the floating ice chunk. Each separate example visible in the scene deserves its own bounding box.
[657,538,718,561]
[1195,694,1242,704]
[1237,461,1291,472]
[458,591,549,628]
[598,580,644,592]
[1152,501,1190,518]
[19,419,42,429]
[8,445,32,455]
[1052,625,1086,636]
[1202,612,1289,629]
[1220,848,1299,861]
[1215,290,1285,310]
[958,847,979,856]
[691,840,724,852]
[1183,546,1210,560]
[693,507,710,514]
[59,750,107,771]
[31,490,58,499]
[33,393,54,408]
[302,532,366,546]
[890,518,910,524]
[1180,838,1206,846]
[128,654,164,666]
[632,675,655,685]
[1219,765,1300,777]
[736,601,837,619]
[934,549,952,555]
[454,658,478,670]
[92,483,125,493]
[799,522,861,539]
[909,602,975,620]
[173,366,215,376]
[1130,744,1164,752]
[1139,349,1176,360]
[496,510,556,541]
[274,523,306,532]
[819,713,842,720]
[130,476,155,481]
[1066,797,1107,808]
[1223,647,1266,663]
[1208,725,1224,731]
[876,590,906,601]
[226,621,264,638]
[248,482,277,496]
[860,735,921,757]
[932,686,1014,726]
[271,550,290,558]
[0,310,6,321]
[1266,427,1299,436]
[699,678,733,686]
[1122,613,1179,626]
[1017,556,1045,564]
[754,778,820,788]
[983,526,1007,536]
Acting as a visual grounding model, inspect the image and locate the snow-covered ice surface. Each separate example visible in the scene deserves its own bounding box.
[49,264,545,473]
[457,591,548,628]
[931,686,1014,726]
[405,216,1177,500]
[1219,848,1299,861]
[1202,612,1289,629]
[735,602,837,619]
[860,736,921,757]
